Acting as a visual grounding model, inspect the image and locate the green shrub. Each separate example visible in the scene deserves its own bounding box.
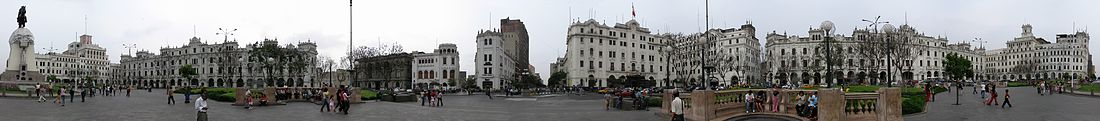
[846,85,880,93]
[647,97,663,107]
[360,89,379,100]
[1007,82,1031,87]
[208,92,236,102]
[901,96,926,115]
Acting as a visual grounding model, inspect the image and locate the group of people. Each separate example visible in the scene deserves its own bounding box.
[975,83,1012,108]
[742,89,818,119]
[602,88,651,111]
[420,90,444,107]
[34,83,133,106]
[1037,81,1066,96]
[318,87,352,115]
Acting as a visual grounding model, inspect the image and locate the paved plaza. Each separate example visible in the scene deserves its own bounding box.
[905,87,1100,121]
[0,89,662,121]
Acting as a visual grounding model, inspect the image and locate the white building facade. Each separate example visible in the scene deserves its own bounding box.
[34,35,112,85]
[982,25,1091,81]
[119,37,318,88]
[475,30,517,90]
[556,19,670,87]
[411,43,460,88]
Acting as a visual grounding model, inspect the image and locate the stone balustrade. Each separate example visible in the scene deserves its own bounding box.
[662,88,901,121]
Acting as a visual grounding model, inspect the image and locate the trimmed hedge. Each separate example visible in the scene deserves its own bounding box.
[1080,84,1100,92]
[360,89,379,100]
[647,97,662,107]
[900,86,946,115]
[1007,82,1031,87]
[847,85,881,93]
[173,88,236,102]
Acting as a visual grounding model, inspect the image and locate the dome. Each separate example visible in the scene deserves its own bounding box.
[881,24,896,32]
[820,21,835,32]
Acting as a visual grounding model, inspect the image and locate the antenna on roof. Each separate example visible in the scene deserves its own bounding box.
[83,15,88,35]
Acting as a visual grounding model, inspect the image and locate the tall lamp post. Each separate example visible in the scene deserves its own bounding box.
[821,21,836,88]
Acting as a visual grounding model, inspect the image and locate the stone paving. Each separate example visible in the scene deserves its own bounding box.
[0,89,663,121]
[904,86,1100,121]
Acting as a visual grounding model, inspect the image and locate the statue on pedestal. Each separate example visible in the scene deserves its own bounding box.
[17,6,27,28]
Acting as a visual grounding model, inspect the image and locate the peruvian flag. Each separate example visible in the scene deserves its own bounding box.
[631,3,636,18]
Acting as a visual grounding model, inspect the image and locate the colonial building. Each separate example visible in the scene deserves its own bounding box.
[761,22,1090,86]
[666,23,763,87]
[119,37,318,88]
[555,19,670,88]
[34,35,112,85]
[355,53,413,89]
[475,29,517,90]
[411,43,460,88]
[982,24,1091,81]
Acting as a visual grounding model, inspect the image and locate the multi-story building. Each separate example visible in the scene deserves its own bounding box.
[982,24,1091,81]
[355,53,413,89]
[34,35,112,85]
[666,23,762,87]
[119,37,318,88]
[411,43,460,88]
[501,18,531,74]
[475,29,517,90]
[556,19,670,87]
[761,22,1088,86]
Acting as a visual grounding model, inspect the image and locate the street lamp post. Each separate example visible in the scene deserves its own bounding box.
[822,21,835,88]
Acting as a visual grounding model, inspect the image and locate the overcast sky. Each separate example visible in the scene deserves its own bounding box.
[3,0,1100,80]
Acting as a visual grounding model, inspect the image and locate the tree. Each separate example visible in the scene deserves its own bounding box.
[178,64,198,86]
[547,71,567,87]
[943,53,973,81]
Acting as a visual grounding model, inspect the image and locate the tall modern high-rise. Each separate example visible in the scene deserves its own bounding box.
[500,18,530,73]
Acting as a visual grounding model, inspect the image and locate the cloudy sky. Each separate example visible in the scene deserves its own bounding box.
[2,0,1100,80]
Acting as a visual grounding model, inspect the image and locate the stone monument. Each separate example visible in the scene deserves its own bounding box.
[1,6,44,82]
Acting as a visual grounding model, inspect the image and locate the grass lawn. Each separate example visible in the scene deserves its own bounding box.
[1079,84,1100,92]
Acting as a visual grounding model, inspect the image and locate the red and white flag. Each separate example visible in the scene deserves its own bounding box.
[631,3,637,18]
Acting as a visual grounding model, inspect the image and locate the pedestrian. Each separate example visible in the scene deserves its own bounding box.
[670,92,684,121]
[58,87,65,106]
[1002,89,1012,108]
[972,82,978,94]
[604,91,611,110]
[745,91,753,113]
[341,88,350,115]
[127,85,132,97]
[985,86,998,105]
[980,83,986,98]
[808,92,818,118]
[168,86,176,105]
[319,89,328,112]
[420,91,427,106]
[184,86,192,103]
[1037,81,1044,95]
[36,84,44,103]
[486,89,493,100]
[245,90,253,109]
[194,93,209,121]
[68,87,74,103]
[80,87,85,102]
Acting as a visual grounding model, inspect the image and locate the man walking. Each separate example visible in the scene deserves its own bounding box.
[670,92,684,121]
[980,83,986,98]
[68,86,74,103]
[80,86,85,102]
[1002,89,1013,108]
[486,89,493,100]
[194,93,209,121]
[168,86,176,105]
